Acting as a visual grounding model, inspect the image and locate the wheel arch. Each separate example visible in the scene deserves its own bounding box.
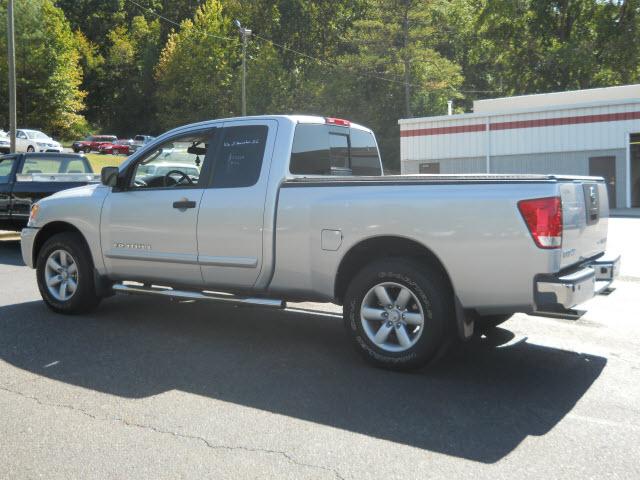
[334,235,455,304]
[33,221,91,267]
[334,235,472,340]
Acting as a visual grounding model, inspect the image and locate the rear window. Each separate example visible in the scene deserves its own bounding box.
[290,124,381,176]
[21,156,91,174]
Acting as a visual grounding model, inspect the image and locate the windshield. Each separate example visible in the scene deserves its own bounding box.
[27,131,49,140]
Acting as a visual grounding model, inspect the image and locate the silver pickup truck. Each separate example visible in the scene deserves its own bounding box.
[21,115,620,370]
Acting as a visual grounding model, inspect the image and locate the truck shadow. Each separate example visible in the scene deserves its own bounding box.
[0,239,24,266]
[0,296,606,463]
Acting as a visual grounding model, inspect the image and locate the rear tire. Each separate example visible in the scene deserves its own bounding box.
[27,146,35,152]
[343,257,454,371]
[84,146,91,153]
[36,232,101,314]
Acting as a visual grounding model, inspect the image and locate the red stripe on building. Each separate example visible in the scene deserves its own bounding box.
[400,123,486,137]
[491,110,640,130]
[401,110,640,137]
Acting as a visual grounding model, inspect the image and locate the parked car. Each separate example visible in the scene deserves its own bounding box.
[20,115,620,370]
[0,153,98,231]
[98,139,133,155]
[129,135,155,153]
[72,135,118,153]
[0,131,10,154]
[15,129,63,153]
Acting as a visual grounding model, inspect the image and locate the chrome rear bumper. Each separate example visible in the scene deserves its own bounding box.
[535,254,620,310]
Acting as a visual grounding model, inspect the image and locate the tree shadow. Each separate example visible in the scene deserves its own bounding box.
[0,296,606,463]
[0,239,23,266]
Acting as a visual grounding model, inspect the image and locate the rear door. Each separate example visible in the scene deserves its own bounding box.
[197,120,277,289]
[100,128,216,285]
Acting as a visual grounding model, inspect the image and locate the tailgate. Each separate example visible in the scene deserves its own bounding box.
[559,178,608,269]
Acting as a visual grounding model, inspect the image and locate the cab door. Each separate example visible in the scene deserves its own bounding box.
[100,128,217,286]
[197,120,277,290]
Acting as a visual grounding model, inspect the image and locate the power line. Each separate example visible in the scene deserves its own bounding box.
[124,0,499,95]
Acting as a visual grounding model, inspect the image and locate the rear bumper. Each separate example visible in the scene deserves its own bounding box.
[535,254,620,310]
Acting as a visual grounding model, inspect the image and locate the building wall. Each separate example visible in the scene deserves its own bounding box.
[404,149,626,207]
[400,99,640,207]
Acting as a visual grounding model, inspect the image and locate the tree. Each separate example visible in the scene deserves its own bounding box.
[319,0,462,170]
[154,0,240,128]
[0,0,87,137]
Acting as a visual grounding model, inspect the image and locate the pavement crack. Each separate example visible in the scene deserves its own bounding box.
[0,384,345,480]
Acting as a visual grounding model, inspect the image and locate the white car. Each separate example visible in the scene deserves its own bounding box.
[16,129,63,153]
[0,130,9,154]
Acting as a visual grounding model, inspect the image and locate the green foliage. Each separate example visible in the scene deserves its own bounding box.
[154,0,239,128]
[0,0,637,169]
[0,0,87,137]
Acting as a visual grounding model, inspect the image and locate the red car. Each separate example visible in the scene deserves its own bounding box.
[72,135,118,153]
[98,139,133,155]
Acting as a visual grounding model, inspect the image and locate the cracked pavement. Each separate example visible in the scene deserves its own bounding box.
[1,217,640,479]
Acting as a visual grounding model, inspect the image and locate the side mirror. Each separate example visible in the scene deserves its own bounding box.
[101,166,119,187]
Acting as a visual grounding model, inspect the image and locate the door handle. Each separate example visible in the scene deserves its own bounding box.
[173,199,196,209]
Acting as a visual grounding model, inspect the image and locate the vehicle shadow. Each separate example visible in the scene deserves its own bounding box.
[0,296,606,463]
[0,238,24,266]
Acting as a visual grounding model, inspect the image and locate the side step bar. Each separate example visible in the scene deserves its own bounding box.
[112,283,286,309]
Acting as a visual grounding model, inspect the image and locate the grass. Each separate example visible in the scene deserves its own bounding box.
[85,153,127,173]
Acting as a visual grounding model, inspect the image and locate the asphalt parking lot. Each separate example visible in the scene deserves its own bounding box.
[1,219,639,479]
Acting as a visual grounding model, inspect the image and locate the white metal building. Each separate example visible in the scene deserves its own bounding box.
[399,84,640,208]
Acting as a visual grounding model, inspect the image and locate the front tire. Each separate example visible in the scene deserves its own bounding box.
[343,258,454,370]
[27,146,35,152]
[84,146,91,154]
[36,232,101,314]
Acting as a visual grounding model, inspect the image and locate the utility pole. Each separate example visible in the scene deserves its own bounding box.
[402,10,411,118]
[7,0,17,152]
[234,20,251,116]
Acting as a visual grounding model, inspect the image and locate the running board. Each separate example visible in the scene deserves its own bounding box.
[112,283,285,309]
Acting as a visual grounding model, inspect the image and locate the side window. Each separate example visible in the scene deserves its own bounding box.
[350,129,382,176]
[16,131,26,139]
[212,125,268,188]
[130,130,214,189]
[290,124,330,175]
[0,157,16,183]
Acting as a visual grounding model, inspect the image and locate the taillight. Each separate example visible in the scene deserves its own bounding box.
[325,117,351,127]
[517,196,562,249]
